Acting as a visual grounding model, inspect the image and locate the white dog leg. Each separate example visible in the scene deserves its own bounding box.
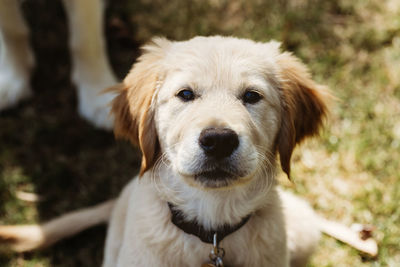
[62,0,117,129]
[0,0,34,110]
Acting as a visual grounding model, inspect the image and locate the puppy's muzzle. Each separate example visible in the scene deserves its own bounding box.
[199,127,239,159]
[193,127,242,188]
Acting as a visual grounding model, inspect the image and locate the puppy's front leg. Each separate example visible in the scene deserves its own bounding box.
[0,0,34,110]
[62,0,117,129]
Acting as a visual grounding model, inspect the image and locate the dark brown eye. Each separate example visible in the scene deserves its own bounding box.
[177,89,195,102]
[242,90,262,104]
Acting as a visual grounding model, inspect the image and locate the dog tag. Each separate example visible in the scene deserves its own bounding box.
[205,233,225,267]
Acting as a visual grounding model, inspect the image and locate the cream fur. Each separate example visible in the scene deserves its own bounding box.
[103,36,324,267]
[0,36,327,266]
[0,36,378,265]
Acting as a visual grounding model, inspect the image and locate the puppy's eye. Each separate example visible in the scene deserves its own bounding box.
[177,88,195,102]
[242,90,262,104]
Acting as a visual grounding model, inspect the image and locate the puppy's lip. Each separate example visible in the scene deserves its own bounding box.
[178,168,253,189]
[194,168,236,180]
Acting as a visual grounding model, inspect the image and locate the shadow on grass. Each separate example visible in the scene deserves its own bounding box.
[0,0,140,266]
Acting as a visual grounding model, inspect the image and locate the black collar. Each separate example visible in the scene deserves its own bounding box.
[168,203,251,244]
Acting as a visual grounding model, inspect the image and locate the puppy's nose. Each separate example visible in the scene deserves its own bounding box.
[199,128,239,159]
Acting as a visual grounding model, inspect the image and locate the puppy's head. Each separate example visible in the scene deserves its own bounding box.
[111,36,328,188]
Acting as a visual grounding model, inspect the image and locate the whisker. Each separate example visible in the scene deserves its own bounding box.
[150,143,186,203]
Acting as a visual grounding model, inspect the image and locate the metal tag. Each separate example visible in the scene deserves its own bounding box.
[208,233,225,267]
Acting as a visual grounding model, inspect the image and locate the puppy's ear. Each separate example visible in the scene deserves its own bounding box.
[109,38,170,176]
[276,52,329,178]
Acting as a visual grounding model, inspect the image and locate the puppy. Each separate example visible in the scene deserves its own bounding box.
[0,36,377,266]
[0,0,115,129]
[100,36,327,267]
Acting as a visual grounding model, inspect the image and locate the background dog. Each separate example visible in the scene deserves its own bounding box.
[0,0,116,129]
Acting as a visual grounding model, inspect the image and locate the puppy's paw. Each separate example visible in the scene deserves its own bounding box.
[76,81,117,130]
[0,225,44,252]
[0,73,32,111]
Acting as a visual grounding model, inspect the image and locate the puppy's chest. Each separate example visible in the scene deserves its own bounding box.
[126,182,286,266]
[130,211,253,266]
[161,236,248,267]
[137,222,270,267]
[178,235,269,267]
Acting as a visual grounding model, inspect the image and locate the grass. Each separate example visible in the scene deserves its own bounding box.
[0,0,399,266]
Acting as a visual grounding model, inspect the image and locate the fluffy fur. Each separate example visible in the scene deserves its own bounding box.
[103,36,328,266]
[1,36,338,266]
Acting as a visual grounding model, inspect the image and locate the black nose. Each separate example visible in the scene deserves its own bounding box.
[199,128,239,159]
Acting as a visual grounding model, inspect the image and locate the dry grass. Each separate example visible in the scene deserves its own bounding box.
[0,0,399,266]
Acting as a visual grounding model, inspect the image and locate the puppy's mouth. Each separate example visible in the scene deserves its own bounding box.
[194,168,240,188]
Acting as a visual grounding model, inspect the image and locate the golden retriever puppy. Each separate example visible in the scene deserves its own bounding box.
[0,36,376,266]
[102,36,327,266]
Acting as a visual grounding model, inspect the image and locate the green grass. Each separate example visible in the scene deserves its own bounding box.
[1,0,399,266]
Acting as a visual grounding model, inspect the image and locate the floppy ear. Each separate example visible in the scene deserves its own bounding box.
[276,52,329,178]
[109,38,170,176]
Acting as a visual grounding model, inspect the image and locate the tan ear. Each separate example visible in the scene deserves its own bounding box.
[109,38,170,176]
[276,52,329,178]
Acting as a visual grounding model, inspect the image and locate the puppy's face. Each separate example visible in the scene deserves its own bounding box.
[155,38,282,188]
[111,36,328,190]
